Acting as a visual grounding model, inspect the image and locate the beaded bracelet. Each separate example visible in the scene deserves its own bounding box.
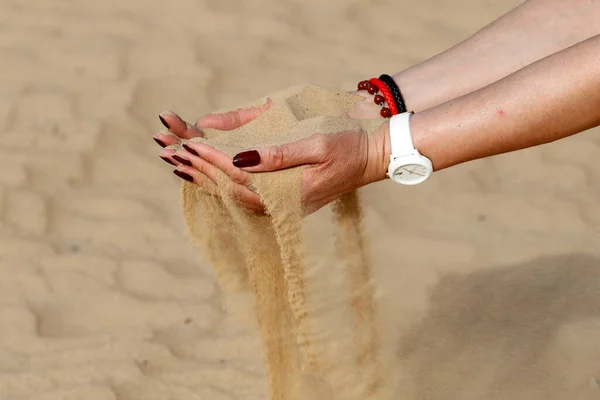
[357,79,394,118]
[369,78,399,115]
[356,75,406,118]
[379,74,407,114]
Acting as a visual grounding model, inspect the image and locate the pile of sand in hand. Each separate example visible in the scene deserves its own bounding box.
[181,85,399,400]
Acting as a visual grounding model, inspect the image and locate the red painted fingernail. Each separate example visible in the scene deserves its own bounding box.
[173,169,194,182]
[154,137,166,148]
[182,143,199,156]
[160,156,176,166]
[233,150,260,168]
[172,154,192,166]
[159,115,170,129]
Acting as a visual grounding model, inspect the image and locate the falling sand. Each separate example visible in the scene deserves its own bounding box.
[181,85,399,400]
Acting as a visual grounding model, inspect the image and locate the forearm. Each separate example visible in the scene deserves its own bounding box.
[393,0,600,112]
[401,34,600,172]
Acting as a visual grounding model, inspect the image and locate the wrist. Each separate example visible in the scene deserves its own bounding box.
[391,71,422,112]
[407,112,430,168]
[368,111,439,186]
[367,120,392,184]
[409,110,453,172]
[392,67,447,113]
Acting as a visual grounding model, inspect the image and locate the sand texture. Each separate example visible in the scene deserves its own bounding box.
[182,86,396,400]
[2,0,600,399]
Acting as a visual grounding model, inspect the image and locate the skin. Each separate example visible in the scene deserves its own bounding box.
[154,0,600,215]
[408,34,600,172]
[396,0,600,111]
[156,93,383,214]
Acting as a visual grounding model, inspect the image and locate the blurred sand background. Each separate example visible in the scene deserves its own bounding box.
[2,0,600,399]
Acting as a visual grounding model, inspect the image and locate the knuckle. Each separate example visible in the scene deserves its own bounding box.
[270,146,287,169]
[194,160,206,174]
[232,185,261,207]
[203,148,224,167]
[195,161,216,182]
[203,153,216,166]
[229,169,249,185]
[312,133,330,156]
[197,175,217,192]
[225,111,242,127]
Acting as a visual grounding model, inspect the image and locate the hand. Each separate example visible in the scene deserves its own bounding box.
[227,123,391,215]
[153,100,272,209]
[154,99,272,157]
[157,90,389,215]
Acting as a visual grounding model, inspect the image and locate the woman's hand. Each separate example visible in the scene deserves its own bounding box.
[154,100,273,211]
[153,99,272,153]
[155,90,389,215]
[232,124,391,215]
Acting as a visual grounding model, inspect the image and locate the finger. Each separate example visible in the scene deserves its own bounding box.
[229,183,265,213]
[154,131,181,148]
[172,165,218,196]
[182,142,252,186]
[172,154,221,186]
[158,111,204,140]
[158,148,177,166]
[231,133,328,172]
[173,165,264,212]
[195,98,272,131]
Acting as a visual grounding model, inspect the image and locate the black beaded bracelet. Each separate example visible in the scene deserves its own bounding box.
[379,74,407,114]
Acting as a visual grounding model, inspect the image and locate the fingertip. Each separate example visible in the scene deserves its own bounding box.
[159,155,176,166]
[182,142,199,156]
[159,111,188,135]
[158,110,176,126]
[154,132,181,147]
[158,115,171,130]
[159,147,176,157]
[232,150,261,168]
[173,168,194,182]
[153,136,167,148]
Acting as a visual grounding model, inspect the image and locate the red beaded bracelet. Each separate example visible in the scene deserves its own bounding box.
[356,78,398,118]
[369,78,399,116]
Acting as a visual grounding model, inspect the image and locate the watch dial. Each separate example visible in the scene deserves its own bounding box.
[393,164,429,183]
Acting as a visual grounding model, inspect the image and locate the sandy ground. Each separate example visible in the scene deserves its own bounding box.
[2,0,600,399]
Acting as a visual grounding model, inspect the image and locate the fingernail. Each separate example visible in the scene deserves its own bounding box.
[182,143,199,156]
[154,137,166,148]
[160,156,176,166]
[159,114,170,129]
[172,154,192,166]
[173,169,194,182]
[233,150,260,168]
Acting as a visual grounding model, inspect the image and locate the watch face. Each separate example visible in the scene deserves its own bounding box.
[391,163,430,184]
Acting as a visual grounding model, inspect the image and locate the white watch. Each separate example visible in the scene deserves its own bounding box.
[387,112,433,185]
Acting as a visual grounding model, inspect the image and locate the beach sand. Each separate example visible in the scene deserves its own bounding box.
[1,0,600,399]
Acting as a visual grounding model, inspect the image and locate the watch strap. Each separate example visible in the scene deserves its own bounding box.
[389,112,416,157]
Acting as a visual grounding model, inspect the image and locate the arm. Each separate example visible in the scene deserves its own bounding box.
[381,33,600,174]
[232,34,600,214]
[158,0,600,152]
[159,0,600,149]
[162,2,600,216]
[394,0,600,112]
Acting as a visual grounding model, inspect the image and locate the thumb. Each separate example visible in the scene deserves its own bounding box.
[232,134,326,172]
[196,98,272,131]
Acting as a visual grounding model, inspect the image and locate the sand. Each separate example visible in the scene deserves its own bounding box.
[182,86,396,400]
[2,0,600,399]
